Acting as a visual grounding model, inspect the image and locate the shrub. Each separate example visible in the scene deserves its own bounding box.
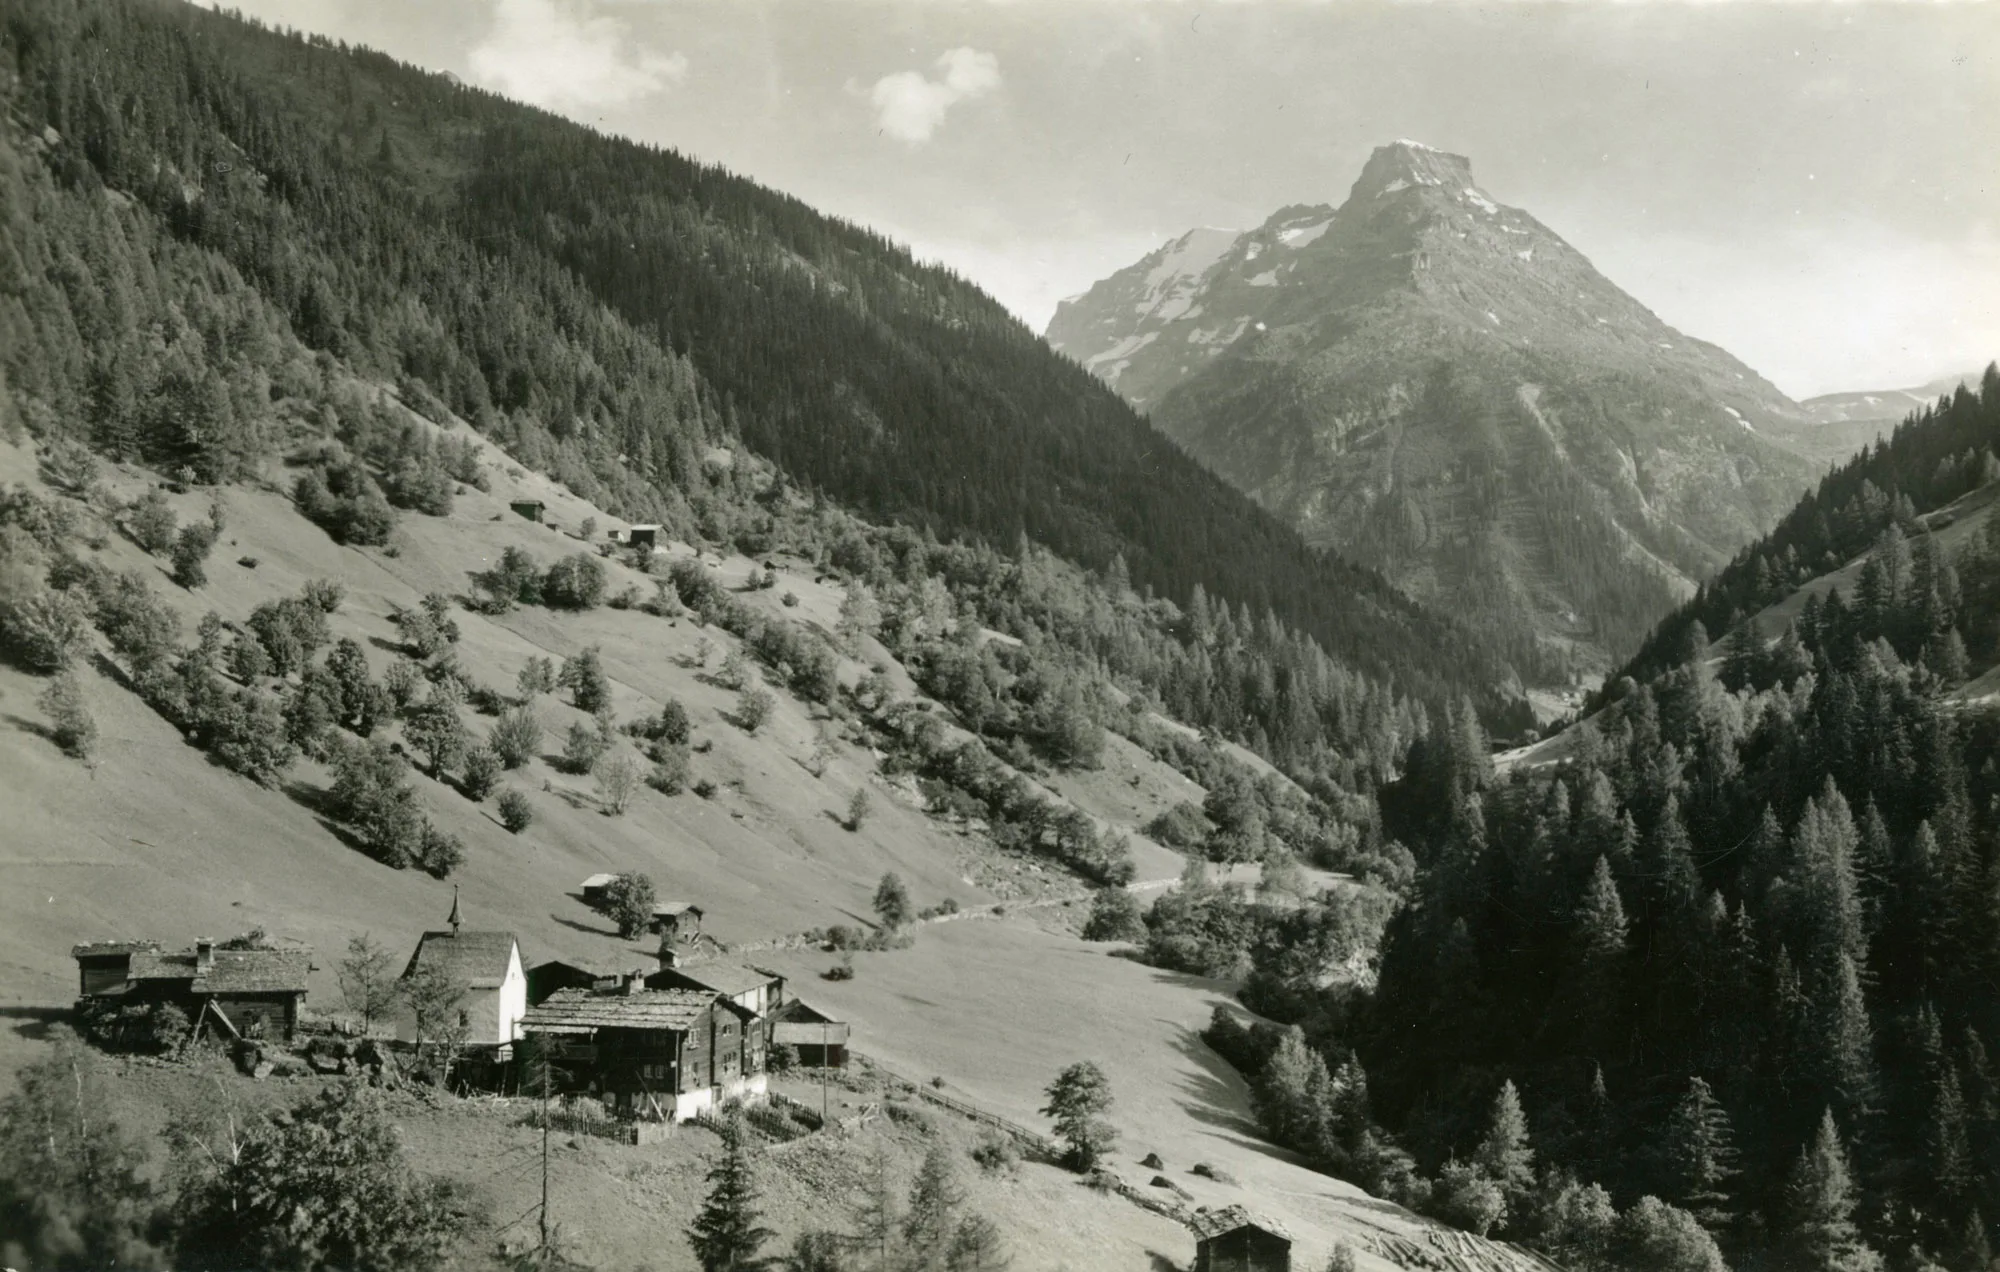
[383,658,425,712]
[473,547,543,612]
[90,570,179,676]
[6,584,94,672]
[627,699,690,746]
[515,655,556,700]
[460,746,502,800]
[248,596,330,676]
[491,707,542,768]
[824,955,855,982]
[560,721,608,775]
[1082,887,1145,942]
[541,553,607,609]
[413,822,464,879]
[301,578,346,614]
[736,687,775,733]
[170,523,216,589]
[327,736,424,868]
[1430,1158,1506,1237]
[38,436,99,495]
[1145,802,1210,851]
[128,489,178,554]
[497,789,534,833]
[971,1132,1020,1174]
[600,872,657,938]
[293,463,397,546]
[39,671,97,758]
[693,778,718,799]
[559,647,610,712]
[595,752,641,815]
[648,742,691,794]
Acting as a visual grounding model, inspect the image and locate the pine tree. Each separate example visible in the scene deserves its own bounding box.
[686,1112,774,1272]
[1472,1080,1535,1213]
[1811,952,1879,1123]
[849,1141,899,1270]
[903,1142,967,1267]
[1778,1111,1883,1272]
[1663,1076,1738,1234]
[945,1213,1009,1271]
[1929,1063,1974,1214]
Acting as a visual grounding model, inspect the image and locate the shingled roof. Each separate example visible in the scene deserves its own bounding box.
[1188,1205,1292,1243]
[519,987,717,1034]
[403,930,520,989]
[124,947,312,995]
[648,963,776,997]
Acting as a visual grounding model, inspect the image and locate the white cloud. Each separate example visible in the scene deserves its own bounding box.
[870,48,1001,145]
[468,0,687,115]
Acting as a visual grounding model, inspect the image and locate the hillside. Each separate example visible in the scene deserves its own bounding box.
[0,410,1543,1270]
[1047,141,1821,684]
[0,0,1522,728]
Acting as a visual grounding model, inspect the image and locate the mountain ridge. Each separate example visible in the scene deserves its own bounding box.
[1048,141,1823,683]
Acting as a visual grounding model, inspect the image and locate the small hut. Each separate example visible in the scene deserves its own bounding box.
[1189,1206,1292,1272]
[509,499,546,523]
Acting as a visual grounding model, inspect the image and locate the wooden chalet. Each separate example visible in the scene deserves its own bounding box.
[769,998,849,1067]
[509,499,546,523]
[578,873,619,906]
[518,975,766,1121]
[1190,1206,1292,1272]
[71,936,313,1042]
[650,900,703,940]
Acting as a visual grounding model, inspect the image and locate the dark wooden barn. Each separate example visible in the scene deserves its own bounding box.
[1190,1206,1292,1272]
[509,499,546,523]
[72,937,313,1043]
[769,997,849,1067]
[518,977,765,1121]
[526,958,624,1006]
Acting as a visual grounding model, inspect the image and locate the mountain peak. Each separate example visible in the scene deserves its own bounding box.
[1350,140,1476,201]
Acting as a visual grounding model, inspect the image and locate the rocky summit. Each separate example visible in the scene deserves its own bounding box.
[1048,141,1821,683]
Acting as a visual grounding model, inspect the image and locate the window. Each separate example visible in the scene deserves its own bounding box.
[458,1009,470,1027]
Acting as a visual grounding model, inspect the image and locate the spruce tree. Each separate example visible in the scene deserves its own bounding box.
[903,1142,967,1265]
[1663,1076,1738,1234]
[686,1112,773,1272]
[1778,1111,1883,1272]
[1472,1080,1535,1213]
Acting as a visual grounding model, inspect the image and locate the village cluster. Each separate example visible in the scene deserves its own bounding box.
[66,881,850,1124]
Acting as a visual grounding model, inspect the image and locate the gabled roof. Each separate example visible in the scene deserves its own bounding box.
[125,947,312,995]
[1188,1205,1292,1243]
[404,930,520,989]
[579,873,618,890]
[771,998,841,1026]
[72,940,163,959]
[519,987,716,1034]
[649,963,776,996]
[654,901,702,917]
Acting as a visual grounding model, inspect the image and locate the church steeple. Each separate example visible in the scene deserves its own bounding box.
[448,885,462,937]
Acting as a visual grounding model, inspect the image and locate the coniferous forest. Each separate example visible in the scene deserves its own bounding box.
[1205,372,2000,1271]
[0,0,1523,736]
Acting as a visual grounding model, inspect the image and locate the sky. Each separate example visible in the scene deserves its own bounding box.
[225,0,1998,400]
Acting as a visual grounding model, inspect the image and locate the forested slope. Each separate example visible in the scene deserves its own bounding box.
[0,0,1523,730]
[1202,369,2000,1272]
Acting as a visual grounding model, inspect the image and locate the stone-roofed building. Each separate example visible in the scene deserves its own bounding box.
[1189,1205,1292,1272]
[71,934,313,1042]
[398,890,526,1050]
[519,974,766,1121]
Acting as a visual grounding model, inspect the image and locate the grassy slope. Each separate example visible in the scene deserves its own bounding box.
[0,407,1534,1270]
